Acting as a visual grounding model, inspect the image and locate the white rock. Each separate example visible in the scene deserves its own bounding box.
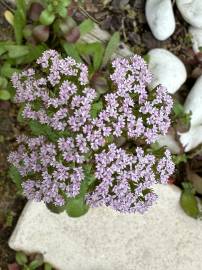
[9,185,202,270]
[158,134,181,154]
[189,27,202,53]
[179,125,202,152]
[145,0,175,41]
[184,75,202,126]
[176,0,202,28]
[148,49,187,94]
[179,76,202,151]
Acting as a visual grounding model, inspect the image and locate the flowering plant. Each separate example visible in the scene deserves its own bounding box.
[8,50,174,217]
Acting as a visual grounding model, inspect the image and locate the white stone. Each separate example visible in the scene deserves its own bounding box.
[189,27,202,53]
[81,24,133,58]
[184,75,202,126]
[9,185,202,270]
[179,76,202,151]
[158,134,181,154]
[148,48,187,94]
[145,0,175,41]
[176,0,202,28]
[179,125,202,152]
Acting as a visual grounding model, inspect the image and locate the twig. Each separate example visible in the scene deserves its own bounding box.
[78,6,100,24]
[121,17,127,43]
[0,0,15,12]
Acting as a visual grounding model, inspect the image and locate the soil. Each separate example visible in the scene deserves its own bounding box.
[0,2,26,268]
[0,0,202,268]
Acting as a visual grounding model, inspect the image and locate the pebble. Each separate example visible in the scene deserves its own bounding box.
[158,134,181,154]
[184,75,202,126]
[189,27,202,53]
[179,76,202,151]
[176,0,202,28]
[146,0,175,41]
[9,185,202,270]
[148,48,187,94]
[179,125,202,152]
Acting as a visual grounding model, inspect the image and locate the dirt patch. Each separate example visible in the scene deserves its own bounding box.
[0,2,26,268]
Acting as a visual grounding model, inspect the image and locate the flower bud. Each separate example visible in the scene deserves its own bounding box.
[28,2,44,21]
[32,25,50,42]
[64,27,80,43]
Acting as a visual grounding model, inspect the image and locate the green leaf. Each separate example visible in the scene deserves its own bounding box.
[39,9,55,25]
[79,19,94,36]
[16,251,28,265]
[66,166,97,217]
[0,77,8,88]
[44,263,52,270]
[29,259,43,270]
[0,90,11,100]
[5,210,14,227]
[76,42,104,72]
[173,101,185,117]
[58,6,67,18]
[180,190,199,219]
[61,42,82,63]
[15,44,47,65]
[0,62,19,78]
[90,100,103,118]
[143,54,150,63]
[7,45,29,58]
[182,182,195,194]
[14,0,26,44]
[66,196,89,218]
[46,203,66,214]
[56,2,70,18]
[17,105,25,123]
[102,32,120,67]
[8,166,22,191]
[0,41,13,56]
[60,0,71,7]
[172,154,187,165]
[29,120,56,139]
[28,120,69,142]
[172,100,191,127]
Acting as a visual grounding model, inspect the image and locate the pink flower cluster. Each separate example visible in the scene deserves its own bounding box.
[8,50,175,214]
[87,144,174,213]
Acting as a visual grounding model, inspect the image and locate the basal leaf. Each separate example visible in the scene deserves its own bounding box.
[14,0,26,44]
[15,251,28,265]
[46,203,67,214]
[90,100,103,118]
[29,259,43,270]
[79,19,94,36]
[180,190,199,219]
[28,120,69,142]
[0,41,14,56]
[15,44,47,65]
[0,77,8,88]
[66,196,89,218]
[102,32,120,67]
[76,42,104,72]
[61,42,82,63]
[7,45,29,58]
[8,166,22,191]
[0,90,11,100]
